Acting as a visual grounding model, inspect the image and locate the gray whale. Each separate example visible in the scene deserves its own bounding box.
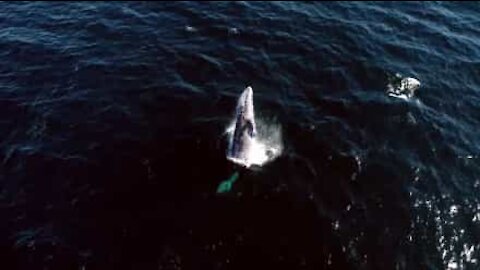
[227,86,256,167]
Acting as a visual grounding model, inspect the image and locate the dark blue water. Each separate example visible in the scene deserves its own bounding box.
[1,2,480,269]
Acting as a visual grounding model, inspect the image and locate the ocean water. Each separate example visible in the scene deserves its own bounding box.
[1,2,479,269]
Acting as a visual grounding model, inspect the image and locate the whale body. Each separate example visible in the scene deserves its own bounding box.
[227,86,257,167]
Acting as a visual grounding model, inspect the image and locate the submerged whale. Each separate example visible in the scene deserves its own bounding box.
[227,86,257,168]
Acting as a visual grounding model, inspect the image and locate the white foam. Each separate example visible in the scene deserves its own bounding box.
[184,25,197,32]
[386,74,421,101]
[388,92,410,101]
[225,117,283,169]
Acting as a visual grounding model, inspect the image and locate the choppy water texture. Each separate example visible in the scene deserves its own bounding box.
[1,2,480,270]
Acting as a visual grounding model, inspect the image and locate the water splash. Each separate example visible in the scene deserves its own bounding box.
[225,116,283,169]
[386,73,421,101]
